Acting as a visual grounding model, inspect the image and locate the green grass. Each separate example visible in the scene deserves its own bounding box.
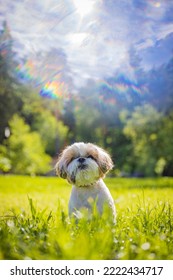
[0,175,173,260]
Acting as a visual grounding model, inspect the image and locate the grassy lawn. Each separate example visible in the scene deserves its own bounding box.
[0,175,173,260]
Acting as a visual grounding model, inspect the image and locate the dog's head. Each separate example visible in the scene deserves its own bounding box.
[55,142,113,187]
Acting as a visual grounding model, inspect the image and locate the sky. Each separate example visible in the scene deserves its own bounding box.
[1,0,173,94]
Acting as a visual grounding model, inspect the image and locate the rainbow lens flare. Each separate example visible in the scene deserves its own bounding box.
[40,80,67,99]
[15,60,35,82]
[15,60,69,100]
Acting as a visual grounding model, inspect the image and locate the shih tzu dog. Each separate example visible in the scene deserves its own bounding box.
[55,142,116,221]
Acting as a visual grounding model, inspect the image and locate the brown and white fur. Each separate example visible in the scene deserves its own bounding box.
[55,142,116,221]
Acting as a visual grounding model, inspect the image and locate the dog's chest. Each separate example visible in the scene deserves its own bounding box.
[68,180,114,215]
[70,185,99,209]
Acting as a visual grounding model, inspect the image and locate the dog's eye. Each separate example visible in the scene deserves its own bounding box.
[68,157,75,165]
[87,155,95,160]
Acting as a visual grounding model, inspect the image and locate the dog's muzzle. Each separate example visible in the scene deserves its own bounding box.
[77,157,88,170]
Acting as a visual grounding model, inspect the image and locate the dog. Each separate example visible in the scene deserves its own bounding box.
[55,142,116,221]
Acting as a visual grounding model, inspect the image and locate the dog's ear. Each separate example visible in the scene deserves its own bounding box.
[97,148,114,175]
[55,155,67,179]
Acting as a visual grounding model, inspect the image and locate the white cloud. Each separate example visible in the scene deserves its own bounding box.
[136,39,154,50]
[158,23,173,40]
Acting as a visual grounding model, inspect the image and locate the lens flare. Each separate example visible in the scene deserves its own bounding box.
[15,59,69,100]
[40,80,67,99]
[97,73,146,107]
[15,60,35,82]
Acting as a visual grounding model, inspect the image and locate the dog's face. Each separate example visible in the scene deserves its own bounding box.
[55,142,113,187]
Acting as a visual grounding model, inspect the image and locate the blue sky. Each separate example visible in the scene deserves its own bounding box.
[1,0,173,90]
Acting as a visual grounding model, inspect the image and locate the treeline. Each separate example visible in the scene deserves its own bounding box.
[0,22,173,176]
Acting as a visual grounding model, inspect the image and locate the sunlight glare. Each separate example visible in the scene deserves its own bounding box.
[68,32,88,46]
[73,0,95,18]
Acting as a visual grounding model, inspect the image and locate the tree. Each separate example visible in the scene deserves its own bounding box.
[0,115,51,175]
[122,104,165,176]
[32,110,69,155]
[124,105,161,176]
[0,21,20,142]
[62,99,76,143]
[16,85,68,155]
[158,112,173,176]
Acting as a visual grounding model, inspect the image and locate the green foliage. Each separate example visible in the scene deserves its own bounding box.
[0,22,21,142]
[75,104,102,144]
[18,87,68,155]
[158,112,173,176]
[121,104,172,176]
[0,176,173,260]
[0,115,51,175]
[0,145,11,172]
[32,110,68,155]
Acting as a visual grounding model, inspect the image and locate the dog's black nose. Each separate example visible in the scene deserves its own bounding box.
[78,157,85,163]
